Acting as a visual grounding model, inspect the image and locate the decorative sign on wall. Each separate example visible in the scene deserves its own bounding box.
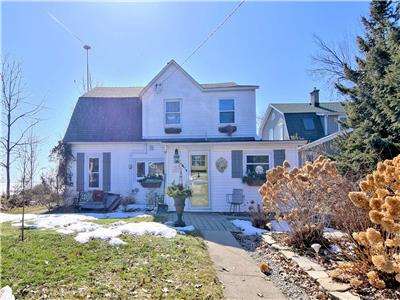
[216,157,228,173]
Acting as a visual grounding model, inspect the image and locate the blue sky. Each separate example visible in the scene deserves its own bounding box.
[2,1,369,182]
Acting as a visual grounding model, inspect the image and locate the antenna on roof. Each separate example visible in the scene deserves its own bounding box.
[48,12,93,92]
[83,45,92,91]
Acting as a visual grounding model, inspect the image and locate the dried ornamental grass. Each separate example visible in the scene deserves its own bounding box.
[259,156,360,249]
[349,154,400,288]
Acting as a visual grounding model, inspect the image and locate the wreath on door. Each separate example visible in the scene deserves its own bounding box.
[216,157,228,173]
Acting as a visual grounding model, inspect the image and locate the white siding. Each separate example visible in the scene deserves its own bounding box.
[261,108,289,140]
[69,142,165,204]
[164,143,300,212]
[142,64,257,139]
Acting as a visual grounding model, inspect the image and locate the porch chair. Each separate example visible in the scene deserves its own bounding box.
[226,189,245,213]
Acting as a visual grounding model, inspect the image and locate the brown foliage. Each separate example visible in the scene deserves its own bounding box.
[348,155,400,288]
[259,156,365,249]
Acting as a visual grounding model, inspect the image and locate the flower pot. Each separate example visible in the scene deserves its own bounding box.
[139,180,162,188]
[173,196,186,227]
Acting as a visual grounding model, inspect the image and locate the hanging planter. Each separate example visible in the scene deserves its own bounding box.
[218,125,237,136]
[242,165,266,186]
[165,127,182,134]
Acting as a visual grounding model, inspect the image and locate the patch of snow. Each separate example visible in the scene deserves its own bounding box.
[330,244,342,253]
[74,228,122,244]
[109,237,126,246]
[164,221,175,226]
[175,225,195,234]
[231,219,267,235]
[0,285,15,300]
[270,220,292,232]
[323,227,336,232]
[0,212,173,244]
[119,222,176,239]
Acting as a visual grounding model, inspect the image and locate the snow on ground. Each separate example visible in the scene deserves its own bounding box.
[270,220,292,232]
[175,225,195,234]
[0,212,176,245]
[231,219,268,235]
[0,285,15,300]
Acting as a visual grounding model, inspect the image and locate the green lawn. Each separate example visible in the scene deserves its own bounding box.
[0,220,223,299]
[5,205,50,214]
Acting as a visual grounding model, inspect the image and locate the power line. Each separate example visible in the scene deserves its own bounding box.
[47,12,86,45]
[159,0,246,86]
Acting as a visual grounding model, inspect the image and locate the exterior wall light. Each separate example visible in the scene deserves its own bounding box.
[174,149,180,164]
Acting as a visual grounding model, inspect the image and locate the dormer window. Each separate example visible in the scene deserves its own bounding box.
[165,99,181,125]
[219,99,235,123]
[303,118,315,130]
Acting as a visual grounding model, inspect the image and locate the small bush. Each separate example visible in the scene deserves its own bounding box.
[348,154,400,288]
[259,156,361,249]
[247,202,272,229]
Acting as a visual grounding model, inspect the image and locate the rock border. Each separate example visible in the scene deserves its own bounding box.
[262,233,360,300]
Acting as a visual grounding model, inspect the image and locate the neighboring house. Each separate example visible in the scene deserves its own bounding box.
[64,60,306,212]
[259,88,346,142]
[259,88,347,165]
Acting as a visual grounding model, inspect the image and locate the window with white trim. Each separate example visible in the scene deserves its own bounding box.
[219,99,235,123]
[303,118,315,130]
[88,157,100,188]
[337,116,347,131]
[165,100,181,125]
[246,155,269,174]
[136,161,164,179]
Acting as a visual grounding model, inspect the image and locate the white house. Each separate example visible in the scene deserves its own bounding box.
[64,60,305,212]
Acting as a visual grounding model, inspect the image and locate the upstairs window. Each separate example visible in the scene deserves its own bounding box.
[165,100,181,125]
[219,99,235,123]
[303,118,315,130]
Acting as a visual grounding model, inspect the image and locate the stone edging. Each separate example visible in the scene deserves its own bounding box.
[262,233,360,300]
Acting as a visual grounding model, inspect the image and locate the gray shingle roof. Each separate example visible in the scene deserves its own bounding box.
[64,96,142,142]
[284,113,325,142]
[82,87,144,98]
[271,102,345,114]
[201,82,258,89]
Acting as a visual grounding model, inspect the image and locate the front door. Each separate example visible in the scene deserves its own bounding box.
[189,153,209,209]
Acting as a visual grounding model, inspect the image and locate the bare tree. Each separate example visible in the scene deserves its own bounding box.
[1,57,42,199]
[309,34,356,95]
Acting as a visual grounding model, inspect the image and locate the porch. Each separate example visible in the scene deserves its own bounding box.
[166,212,241,232]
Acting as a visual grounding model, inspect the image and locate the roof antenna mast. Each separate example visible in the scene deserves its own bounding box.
[83,44,91,91]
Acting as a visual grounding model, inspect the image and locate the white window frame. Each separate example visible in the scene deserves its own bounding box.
[219,98,235,124]
[268,128,274,140]
[164,99,182,126]
[135,160,165,180]
[337,115,347,131]
[86,154,102,190]
[244,153,271,175]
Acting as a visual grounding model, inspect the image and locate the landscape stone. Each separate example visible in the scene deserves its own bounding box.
[280,250,297,259]
[329,291,360,300]
[306,270,329,281]
[291,256,326,271]
[317,278,351,292]
[262,234,276,245]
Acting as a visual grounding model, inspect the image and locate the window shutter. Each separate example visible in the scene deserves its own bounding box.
[76,153,84,192]
[103,152,111,192]
[231,150,243,178]
[274,149,286,167]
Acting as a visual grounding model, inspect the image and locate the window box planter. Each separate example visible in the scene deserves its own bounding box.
[218,125,237,136]
[138,175,163,188]
[165,127,182,134]
[244,178,265,186]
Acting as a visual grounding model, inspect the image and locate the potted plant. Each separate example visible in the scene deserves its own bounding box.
[242,166,266,186]
[166,182,192,227]
[138,174,163,188]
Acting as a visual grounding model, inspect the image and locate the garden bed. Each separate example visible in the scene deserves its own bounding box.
[234,231,400,300]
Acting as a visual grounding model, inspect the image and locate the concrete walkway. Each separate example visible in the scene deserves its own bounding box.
[202,230,286,300]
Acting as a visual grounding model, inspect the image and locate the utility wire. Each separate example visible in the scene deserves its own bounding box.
[47,12,87,45]
[159,0,246,86]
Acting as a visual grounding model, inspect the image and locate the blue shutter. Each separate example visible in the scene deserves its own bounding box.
[274,149,286,167]
[76,153,84,192]
[231,150,243,178]
[103,152,111,192]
